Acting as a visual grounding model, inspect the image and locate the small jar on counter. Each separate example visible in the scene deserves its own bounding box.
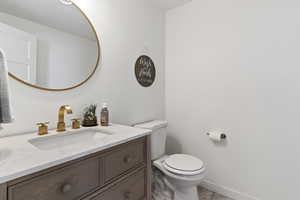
[100,103,109,126]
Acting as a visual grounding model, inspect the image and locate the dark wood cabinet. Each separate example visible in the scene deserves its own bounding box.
[90,169,146,200]
[8,157,100,200]
[0,136,151,200]
[103,139,145,183]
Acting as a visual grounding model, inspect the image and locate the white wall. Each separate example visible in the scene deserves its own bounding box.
[150,0,192,10]
[166,0,300,199]
[0,12,97,88]
[0,0,165,136]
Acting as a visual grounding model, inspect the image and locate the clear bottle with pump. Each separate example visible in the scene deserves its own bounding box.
[100,103,109,126]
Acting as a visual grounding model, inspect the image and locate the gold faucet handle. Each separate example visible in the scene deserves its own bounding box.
[71,118,81,129]
[37,122,50,127]
[37,122,50,135]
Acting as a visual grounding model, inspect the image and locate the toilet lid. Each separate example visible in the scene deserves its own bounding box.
[163,154,204,176]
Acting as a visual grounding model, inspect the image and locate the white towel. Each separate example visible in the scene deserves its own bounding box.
[0,49,13,124]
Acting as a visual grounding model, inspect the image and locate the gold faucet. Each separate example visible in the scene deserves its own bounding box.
[57,105,73,132]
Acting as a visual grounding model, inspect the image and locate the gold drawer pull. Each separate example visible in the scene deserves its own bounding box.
[124,191,132,200]
[123,156,133,164]
[61,184,72,193]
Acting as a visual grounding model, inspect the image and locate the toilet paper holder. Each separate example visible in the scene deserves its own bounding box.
[206,132,227,139]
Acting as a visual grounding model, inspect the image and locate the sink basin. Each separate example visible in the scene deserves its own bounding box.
[29,129,111,151]
[0,148,12,163]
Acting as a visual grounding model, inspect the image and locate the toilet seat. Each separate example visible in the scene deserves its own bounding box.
[153,155,206,182]
[163,154,204,176]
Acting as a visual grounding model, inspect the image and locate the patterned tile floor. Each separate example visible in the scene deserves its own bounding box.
[198,186,234,200]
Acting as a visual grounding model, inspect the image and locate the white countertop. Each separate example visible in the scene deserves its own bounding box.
[0,124,151,184]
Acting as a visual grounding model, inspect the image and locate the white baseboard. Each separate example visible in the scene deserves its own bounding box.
[200,180,260,200]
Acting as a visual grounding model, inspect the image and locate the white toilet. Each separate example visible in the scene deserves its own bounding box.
[135,120,206,200]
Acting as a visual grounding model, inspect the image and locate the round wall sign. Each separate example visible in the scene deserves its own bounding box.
[135,55,156,87]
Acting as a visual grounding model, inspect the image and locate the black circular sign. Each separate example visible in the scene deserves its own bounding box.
[135,55,156,87]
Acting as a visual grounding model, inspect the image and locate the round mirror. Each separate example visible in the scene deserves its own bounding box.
[0,0,100,91]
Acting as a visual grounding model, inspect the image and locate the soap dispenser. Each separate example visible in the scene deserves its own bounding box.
[100,103,109,126]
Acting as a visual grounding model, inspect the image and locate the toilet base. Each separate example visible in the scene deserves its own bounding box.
[153,155,205,200]
[174,186,199,200]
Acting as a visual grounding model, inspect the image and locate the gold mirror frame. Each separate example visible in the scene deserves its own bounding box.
[8,1,101,92]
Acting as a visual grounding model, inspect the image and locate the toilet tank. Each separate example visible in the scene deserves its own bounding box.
[134,120,168,160]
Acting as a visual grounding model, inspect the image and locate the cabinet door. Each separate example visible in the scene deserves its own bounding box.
[8,158,100,200]
[92,170,146,200]
[0,184,7,200]
[104,139,145,182]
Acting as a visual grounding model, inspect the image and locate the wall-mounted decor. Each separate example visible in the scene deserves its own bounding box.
[135,55,156,87]
[82,104,98,127]
[0,0,100,91]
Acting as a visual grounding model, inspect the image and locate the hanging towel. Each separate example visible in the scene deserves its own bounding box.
[0,49,13,124]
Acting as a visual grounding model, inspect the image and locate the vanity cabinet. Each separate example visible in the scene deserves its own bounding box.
[103,140,145,183]
[89,169,146,200]
[8,157,100,200]
[0,136,151,200]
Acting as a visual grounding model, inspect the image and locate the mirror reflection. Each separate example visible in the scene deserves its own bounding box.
[0,0,99,90]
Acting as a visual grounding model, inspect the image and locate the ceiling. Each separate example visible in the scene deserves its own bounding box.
[0,0,191,40]
[150,0,192,10]
[0,0,96,40]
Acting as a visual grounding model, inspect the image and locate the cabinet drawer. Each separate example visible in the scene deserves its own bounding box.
[91,169,145,200]
[103,140,145,182]
[8,157,100,200]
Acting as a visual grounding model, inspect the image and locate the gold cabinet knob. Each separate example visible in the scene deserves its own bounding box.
[37,122,49,135]
[123,191,132,200]
[71,118,81,129]
[61,183,72,193]
[123,155,133,164]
